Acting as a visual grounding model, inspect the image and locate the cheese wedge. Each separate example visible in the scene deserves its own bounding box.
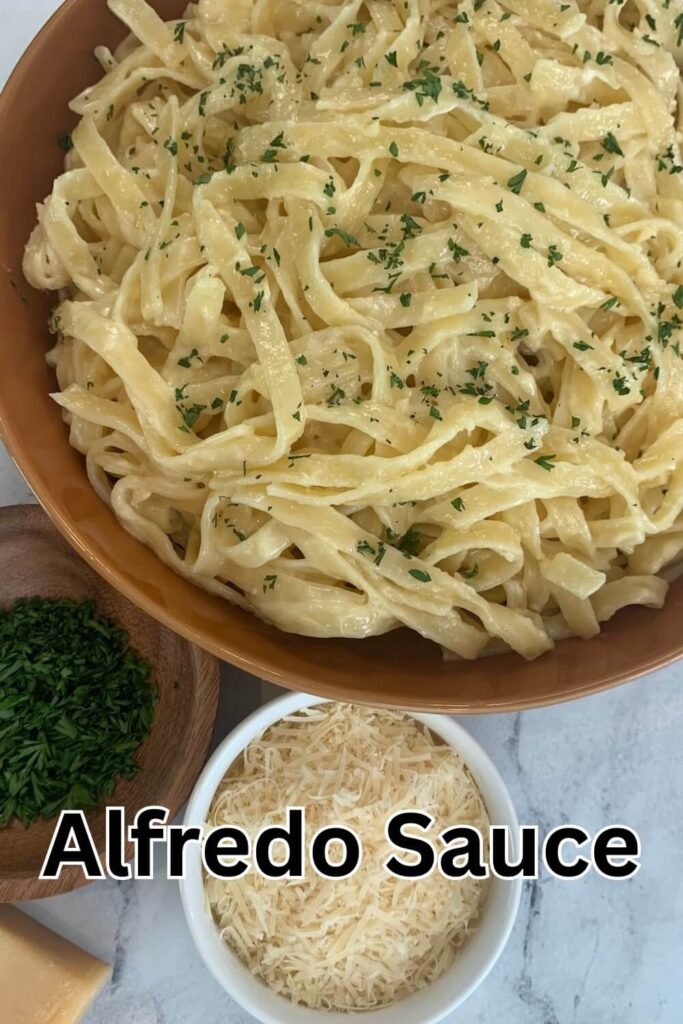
[0,907,111,1024]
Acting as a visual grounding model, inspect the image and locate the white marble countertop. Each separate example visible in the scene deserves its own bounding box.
[2,5,683,1022]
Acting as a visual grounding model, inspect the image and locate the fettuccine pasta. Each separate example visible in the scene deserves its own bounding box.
[24,0,683,660]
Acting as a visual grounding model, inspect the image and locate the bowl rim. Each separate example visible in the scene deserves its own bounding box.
[179,693,522,1024]
[1,0,682,715]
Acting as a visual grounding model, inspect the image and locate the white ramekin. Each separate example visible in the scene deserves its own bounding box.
[180,693,521,1024]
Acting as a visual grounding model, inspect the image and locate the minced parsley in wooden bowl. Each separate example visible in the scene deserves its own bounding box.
[0,597,157,828]
[0,503,220,902]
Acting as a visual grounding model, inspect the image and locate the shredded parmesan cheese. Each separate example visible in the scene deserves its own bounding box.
[205,703,490,1012]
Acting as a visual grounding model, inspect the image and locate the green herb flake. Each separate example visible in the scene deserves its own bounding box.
[507,168,528,194]
[602,132,624,156]
[403,67,443,106]
[534,454,557,471]
[325,227,360,247]
[547,244,563,267]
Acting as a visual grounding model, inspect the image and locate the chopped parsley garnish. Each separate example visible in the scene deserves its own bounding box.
[534,454,557,471]
[177,348,202,368]
[403,67,442,106]
[0,598,156,828]
[401,214,422,239]
[452,80,489,110]
[357,540,387,567]
[177,403,207,430]
[325,227,360,247]
[507,168,528,194]
[448,238,469,261]
[399,528,422,556]
[511,327,529,341]
[261,131,287,162]
[602,132,623,156]
[547,244,563,267]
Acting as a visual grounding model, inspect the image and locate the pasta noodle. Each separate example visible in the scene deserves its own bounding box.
[24,0,683,660]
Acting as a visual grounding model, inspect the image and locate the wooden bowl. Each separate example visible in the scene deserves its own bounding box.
[0,0,681,714]
[0,505,219,902]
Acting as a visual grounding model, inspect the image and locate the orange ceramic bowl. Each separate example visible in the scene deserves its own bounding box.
[1,0,681,713]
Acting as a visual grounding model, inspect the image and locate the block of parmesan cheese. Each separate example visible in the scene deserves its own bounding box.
[0,907,111,1024]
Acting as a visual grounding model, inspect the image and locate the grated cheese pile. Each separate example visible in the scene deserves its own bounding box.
[205,702,490,1012]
